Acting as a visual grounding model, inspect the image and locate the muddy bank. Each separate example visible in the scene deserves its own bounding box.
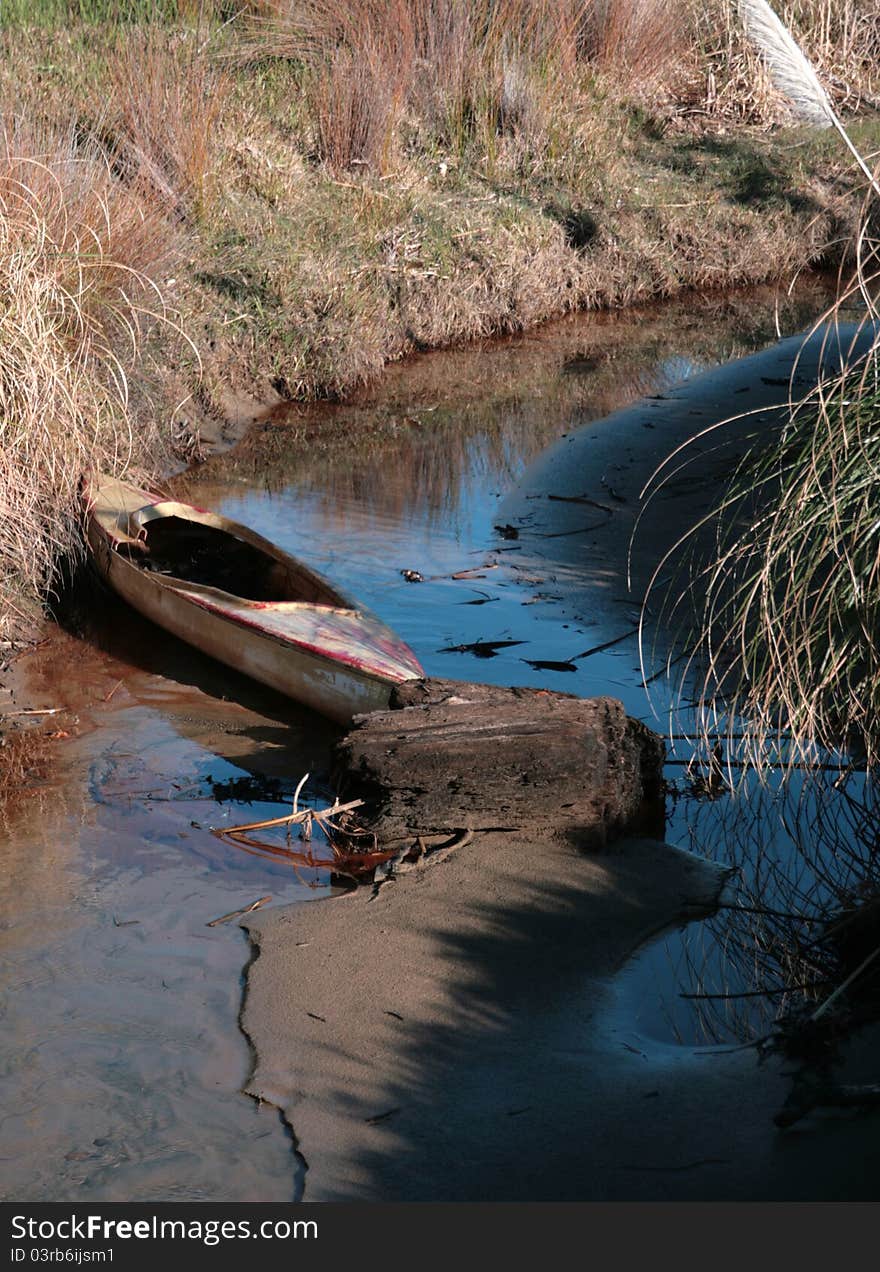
[240,832,724,1202]
[242,682,880,1201]
[242,829,880,1201]
[241,678,880,1201]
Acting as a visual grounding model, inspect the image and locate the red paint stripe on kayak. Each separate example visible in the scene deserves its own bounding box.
[182,591,424,682]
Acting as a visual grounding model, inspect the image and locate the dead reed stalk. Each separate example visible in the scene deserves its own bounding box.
[100,25,232,221]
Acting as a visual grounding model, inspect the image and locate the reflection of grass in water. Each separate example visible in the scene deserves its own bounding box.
[175,280,835,529]
[668,763,880,1047]
[632,231,880,1076]
[638,251,880,1067]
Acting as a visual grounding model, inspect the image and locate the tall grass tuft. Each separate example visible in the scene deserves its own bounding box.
[237,1,880,170]
[0,126,176,639]
[100,26,231,221]
[645,250,880,767]
[582,0,688,83]
[237,0,688,173]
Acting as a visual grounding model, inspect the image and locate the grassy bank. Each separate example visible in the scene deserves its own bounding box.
[1,1,880,637]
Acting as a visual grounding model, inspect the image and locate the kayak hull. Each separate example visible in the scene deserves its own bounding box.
[85,477,424,724]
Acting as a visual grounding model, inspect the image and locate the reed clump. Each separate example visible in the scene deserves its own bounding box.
[0,127,176,640]
[236,0,691,174]
[652,245,880,765]
[99,25,231,223]
[236,0,880,171]
[0,20,232,640]
[240,0,686,174]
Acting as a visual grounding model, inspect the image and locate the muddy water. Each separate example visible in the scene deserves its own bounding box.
[0,279,855,1201]
[0,629,339,1201]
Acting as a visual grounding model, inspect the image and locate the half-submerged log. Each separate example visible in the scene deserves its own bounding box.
[333,678,664,848]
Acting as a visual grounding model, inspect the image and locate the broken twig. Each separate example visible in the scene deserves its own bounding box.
[206,895,272,927]
[213,796,364,837]
[4,707,62,717]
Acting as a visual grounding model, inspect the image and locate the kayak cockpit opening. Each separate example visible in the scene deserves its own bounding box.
[123,511,344,606]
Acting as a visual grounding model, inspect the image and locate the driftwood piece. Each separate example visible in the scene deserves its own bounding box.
[333,678,664,847]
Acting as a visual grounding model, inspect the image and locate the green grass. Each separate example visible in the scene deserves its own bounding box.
[0,0,207,24]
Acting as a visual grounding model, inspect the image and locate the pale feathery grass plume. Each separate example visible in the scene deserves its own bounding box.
[736,0,880,200]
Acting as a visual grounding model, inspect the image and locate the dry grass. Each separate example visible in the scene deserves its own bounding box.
[192,0,875,406]
[689,0,880,123]
[765,1,880,97]
[235,0,691,173]
[0,123,176,639]
[193,121,845,407]
[235,1,880,174]
[0,21,232,640]
[99,26,232,221]
[0,1,209,21]
[583,0,689,82]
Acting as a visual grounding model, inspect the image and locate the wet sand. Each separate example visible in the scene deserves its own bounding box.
[242,833,880,1200]
[0,626,336,1201]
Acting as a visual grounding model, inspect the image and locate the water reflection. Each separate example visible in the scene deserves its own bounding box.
[633,763,880,1047]
[0,628,335,1201]
[1,276,857,1201]
[175,280,834,520]
[174,283,845,719]
[174,276,868,1054]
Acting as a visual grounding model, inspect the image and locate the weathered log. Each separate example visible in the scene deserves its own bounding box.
[333,678,664,847]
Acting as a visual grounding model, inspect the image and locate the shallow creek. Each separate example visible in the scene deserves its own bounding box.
[1,279,867,1200]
